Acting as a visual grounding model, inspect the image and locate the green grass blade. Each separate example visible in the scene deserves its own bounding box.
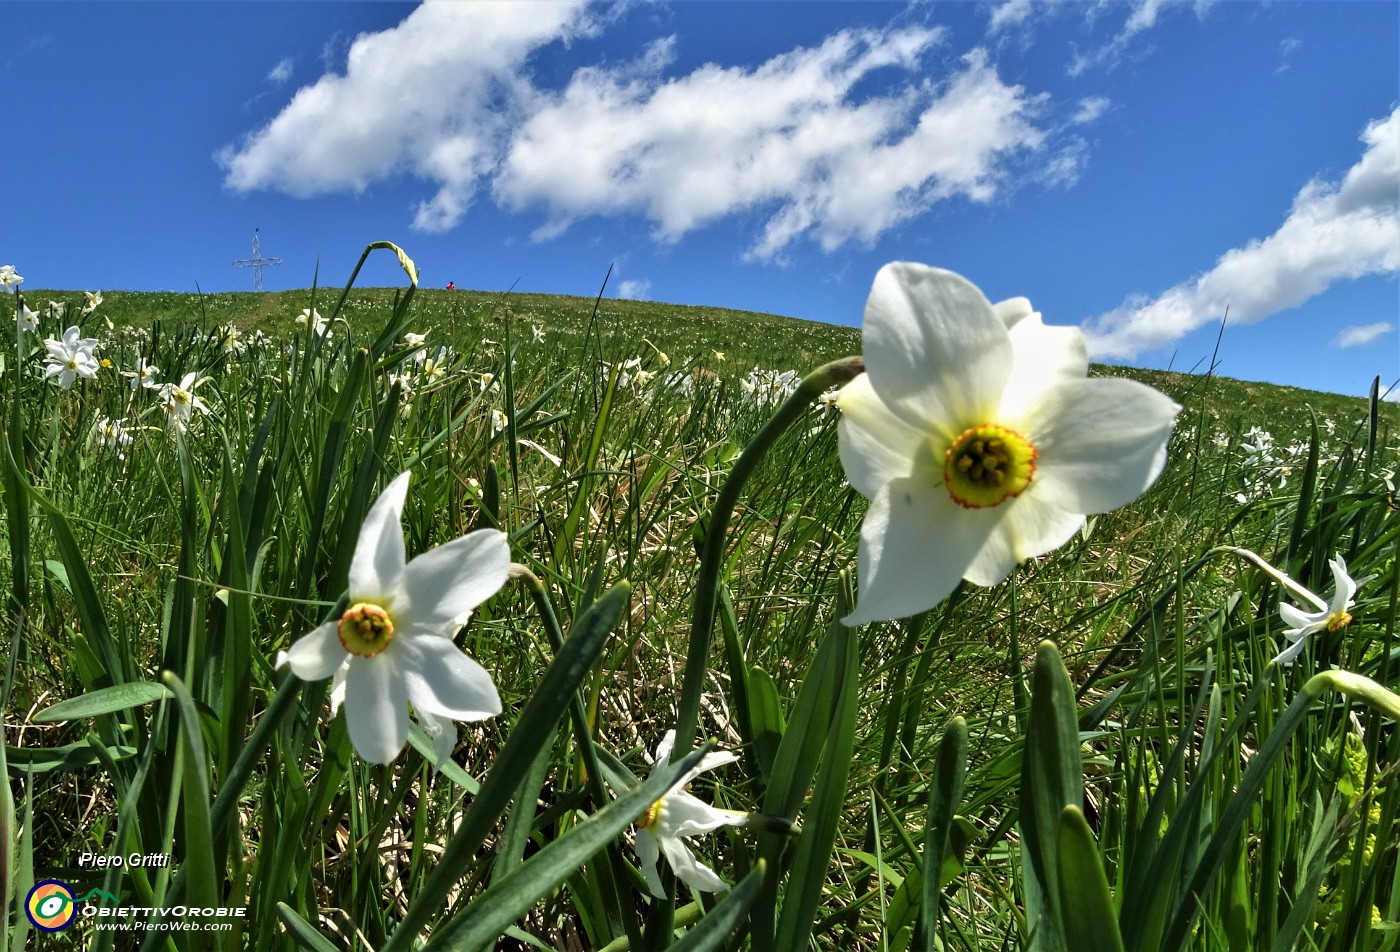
[276,902,343,952]
[1020,640,1084,952]
[921,716,968,950]
[160,672,220,923]
[773,615,859,952]
[32,682,171,722]
[664,862,766,952]
[31,487,126,685]
[1056,806,1123,952]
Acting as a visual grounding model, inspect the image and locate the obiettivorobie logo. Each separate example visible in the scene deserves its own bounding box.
[25,881,119,932]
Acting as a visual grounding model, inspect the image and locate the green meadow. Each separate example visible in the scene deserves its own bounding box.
[3,246,1398,951]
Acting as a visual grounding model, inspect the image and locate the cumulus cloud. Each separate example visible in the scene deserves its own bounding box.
[1333,322,1395,349]
[219,1,596,231]
[616,278,651,300]
[221,3,1085,256]
[497,37,1072,259]
[1082,107,1400,360]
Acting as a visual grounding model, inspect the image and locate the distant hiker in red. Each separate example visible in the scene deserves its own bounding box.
[445,281,456,290]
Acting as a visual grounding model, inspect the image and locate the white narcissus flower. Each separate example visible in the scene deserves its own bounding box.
[1223,547,1362,666]
[0,265,22,288]
[159,372,211,432]
[633,731,747,899]
[277,471,509,765]
[123,357,160,390]
[838,263,1181,624]
[531,324,545,343]
[296,308,331,338]
[81,290,102,314]
[42,325,101,389]
[93,416,133,458]
[16,303,39,334]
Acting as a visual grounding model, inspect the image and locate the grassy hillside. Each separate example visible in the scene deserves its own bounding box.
[4,263,1398,950]
[23,283,1397,436]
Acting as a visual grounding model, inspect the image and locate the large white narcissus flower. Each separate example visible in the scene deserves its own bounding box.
[278,471,509,765]
[634,731,748,899]
[838,263,1181,624]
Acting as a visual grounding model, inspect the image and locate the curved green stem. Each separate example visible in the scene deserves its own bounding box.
[673,355,863,759]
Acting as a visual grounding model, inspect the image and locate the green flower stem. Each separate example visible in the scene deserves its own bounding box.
[673,355,863,759]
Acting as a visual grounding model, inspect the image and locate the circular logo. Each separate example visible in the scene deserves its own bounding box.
[26,880,77,932]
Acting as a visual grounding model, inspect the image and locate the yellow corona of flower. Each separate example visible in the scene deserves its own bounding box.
[837,263,1181,624]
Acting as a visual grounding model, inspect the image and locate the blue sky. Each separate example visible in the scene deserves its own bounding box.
[6,1,1397,398]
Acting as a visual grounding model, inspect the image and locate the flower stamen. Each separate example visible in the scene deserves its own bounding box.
[944,424,1037,509]
[1327,611,1353,634]
[338,602,396,657]
[638,798,665,829]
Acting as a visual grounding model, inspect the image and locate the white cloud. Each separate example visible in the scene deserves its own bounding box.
[266,57,294,84]
[988,0,1036,34]
[222,4,1082,256]
[496,37,1070,259]
[1082,107,1400,360]
[1071,96,1110,125]
[1275,36,1302,75]
[1333,322,1395,349]
[616,278,651,300]
[219,0,596,231]
[1069,0,1211,76]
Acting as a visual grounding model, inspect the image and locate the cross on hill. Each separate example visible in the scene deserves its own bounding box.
[233,228,282,292]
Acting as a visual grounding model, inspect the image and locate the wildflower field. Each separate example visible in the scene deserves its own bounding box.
[2,246,1398,951]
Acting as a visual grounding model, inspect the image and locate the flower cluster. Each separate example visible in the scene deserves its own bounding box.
[1223,423,1339,505]
[740,366,801,406]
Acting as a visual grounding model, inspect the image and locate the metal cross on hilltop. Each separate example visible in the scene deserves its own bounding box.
[233,228,282,292]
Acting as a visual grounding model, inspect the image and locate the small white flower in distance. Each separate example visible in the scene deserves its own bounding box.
[42,326,101,389]
[837,263,1181,624]
[93,416,133,457]
[123,357,160,391]
[159,372,211,432]
[277,471,509,765]
[1223,547,1363,666]
[81,290,102,314]
[16,304,39,334]
[296,308,331,337]
[633,731,747,899]
[531,324,546,343]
